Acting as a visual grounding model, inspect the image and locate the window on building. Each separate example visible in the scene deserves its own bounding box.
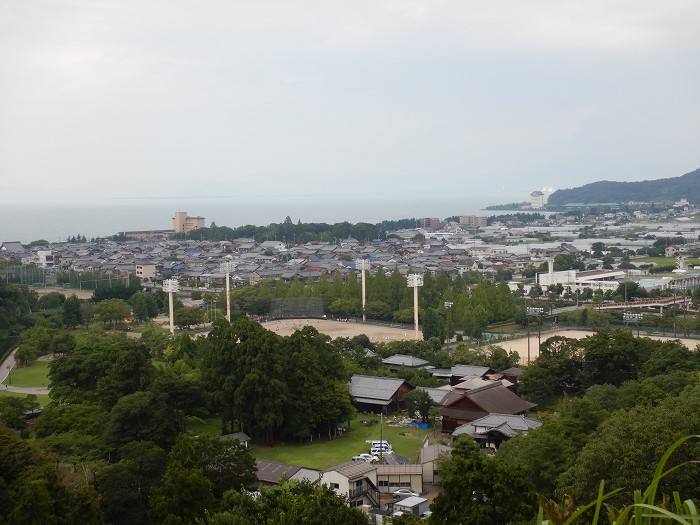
[330,483,339,490]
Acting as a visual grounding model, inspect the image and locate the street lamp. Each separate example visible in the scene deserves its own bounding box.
[623,312,643,337]
[526,307,544,363]
[220,261,237,323]
[406,273,424,340]
[355,259,371,322]
[163,279,180,334]
[444,301,453,345]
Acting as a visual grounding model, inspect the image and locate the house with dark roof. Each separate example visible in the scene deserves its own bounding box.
[452,413,542,449]
[440,382,536,434]
[349,374,414,414]
[255,459,320,486]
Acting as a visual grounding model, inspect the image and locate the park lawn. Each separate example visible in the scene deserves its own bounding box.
[2,360,51,388]
[187,417,223,437]
[250,415,431,470]
[635,257,677,266]
[0,390,51,406]
[487,321,521,334]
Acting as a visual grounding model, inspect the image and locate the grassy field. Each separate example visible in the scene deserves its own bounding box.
[187,417,223,437]
[250,414,433,470]
[0,390,51,406]
[634,257,700,266]
[2,360,51,388]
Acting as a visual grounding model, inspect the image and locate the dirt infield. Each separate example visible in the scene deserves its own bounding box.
[261,318,422,343]
[498,329,700,365]
[34,286,94,300]
[263,320,700,366]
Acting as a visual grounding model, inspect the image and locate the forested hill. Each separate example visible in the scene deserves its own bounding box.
[547,166,700,205]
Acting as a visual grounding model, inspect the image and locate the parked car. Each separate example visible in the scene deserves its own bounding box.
[352,454,379,463]
[393,488,420,498]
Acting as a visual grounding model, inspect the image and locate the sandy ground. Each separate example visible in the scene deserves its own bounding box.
[34,286,94,300]
[261,318,422,343]
[264,319,700,366]
[497,329,700,365]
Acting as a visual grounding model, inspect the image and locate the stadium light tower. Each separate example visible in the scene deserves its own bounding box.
[220,261,237,322]
[162,279,180,334]
[406,273,424,340]
[526,306,544,363]
[355,259,371,321]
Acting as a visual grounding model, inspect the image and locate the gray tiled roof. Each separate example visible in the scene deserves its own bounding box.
[452,413,542,438]
[382,354,430,368]
[349,374,408,402]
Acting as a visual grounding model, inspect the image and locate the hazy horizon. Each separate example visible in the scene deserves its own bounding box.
[2,1,699,203]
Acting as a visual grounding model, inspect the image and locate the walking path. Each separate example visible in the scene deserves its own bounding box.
[0,349,51,395]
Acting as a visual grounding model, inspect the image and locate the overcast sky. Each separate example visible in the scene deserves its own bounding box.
[1,0,699,203]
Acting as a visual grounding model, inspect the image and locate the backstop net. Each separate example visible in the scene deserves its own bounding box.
[270,297,324,319]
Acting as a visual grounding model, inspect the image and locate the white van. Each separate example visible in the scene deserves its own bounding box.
[370,444,393,455]
[366,440,392,448]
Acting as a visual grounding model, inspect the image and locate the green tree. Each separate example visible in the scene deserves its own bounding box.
[61,295,83,327]
[94,298,131,328]
[97,441,167,525]
[421,307,445,342]
[186,435,256,497]
[430,436,537,525]
[148,438,215,525]
[201,480,368,525]
[403,389,436,423]
[130,291,158,322]
[174,306,205,329]
[557,385,700,504]
[104,391,179,449]
[0,395,39,429]
[520,336,584,406]
[38,291,66,310]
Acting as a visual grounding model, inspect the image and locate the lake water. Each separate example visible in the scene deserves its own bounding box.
[0,191,526,243]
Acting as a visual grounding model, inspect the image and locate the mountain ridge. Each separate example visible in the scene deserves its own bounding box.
[547,167,700,205]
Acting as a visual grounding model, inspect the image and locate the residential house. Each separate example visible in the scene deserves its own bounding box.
[452,413,542,449]
[349,374,414,414]
[440,382,536,433]
[418,443,451,484]
[255,459,320,486]
[320,461,380,509]
[382,354,430,371]
[376,464,423,494]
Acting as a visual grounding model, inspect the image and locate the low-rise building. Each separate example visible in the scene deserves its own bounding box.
[320,461,380,509]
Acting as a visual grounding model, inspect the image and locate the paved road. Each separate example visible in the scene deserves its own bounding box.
[0,349,51,395]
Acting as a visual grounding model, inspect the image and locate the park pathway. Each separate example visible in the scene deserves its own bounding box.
[0,349,51,395]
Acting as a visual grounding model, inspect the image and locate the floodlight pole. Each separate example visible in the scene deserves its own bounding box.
[526,306,544,360]
[444,301,453,344]
[220,261,237,323]
[407,273,424,340]
[163,279,180,334]
[355,259,371,322]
